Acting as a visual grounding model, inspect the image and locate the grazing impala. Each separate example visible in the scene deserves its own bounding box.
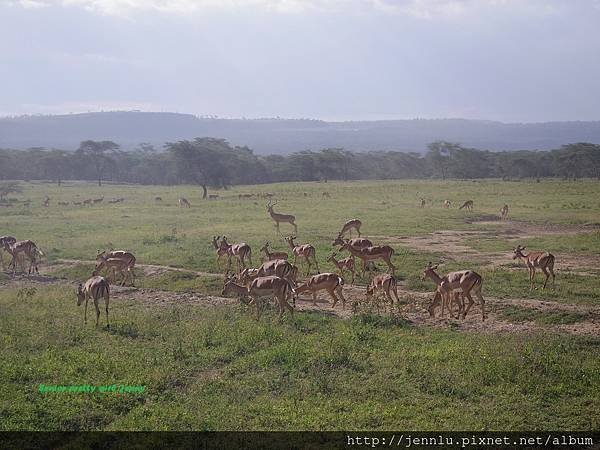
[459,200,474,211]
[295,273,346,309]
[428,290,463,319]
[327,253,355,285]
[443,200,451,208]
[338,219,362,238]
[4,240,44,274]
[211,236,229,268]
[421,262,485,321]
[222,275,295,320]
[256,259,298,287]
[366,274,400,310]
[500,204,509,220]
[267,201,297,233]
[95,250,136,286]
[512,245,556,290]
[259,242,288,262]
[220,236,252,274]
[339,241,395,275]
[178,198,191,207]
[0,236,17,270]
[93,258,131,286]
[284,235,320,275]
[77,276,110,328]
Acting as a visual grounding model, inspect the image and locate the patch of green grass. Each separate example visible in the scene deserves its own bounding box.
[466,231,600,255]
[1,283,598,431]
[498,306,590,325]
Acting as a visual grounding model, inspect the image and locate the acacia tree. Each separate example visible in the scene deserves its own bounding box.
[76,140,120,186]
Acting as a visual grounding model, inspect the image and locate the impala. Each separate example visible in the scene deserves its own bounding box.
[459,200,473,211]
[322,192,331,198]
[155,196,163,202]
[333,236,376,271]
[83,199,92,206]
[220,236,252,274]
[77,276,110,327]
[366,274,400,310]
[256,259,298,287]
[443,200,451,208]
[327,253,355,285]
[500,204,509,220]
[420,198,426,208]
[4,239,44,274]
[211,236,229,269]
[421,262,485,321]
[58,201,69,206]
[428,289,463,319]
[42,197,50,207]
[93,258,131,286]
[339,241,395,275]
[512,245,556,290]
[284,235,320,275]
[0,236,17,270]
[222,275,295,320]
[208,194,219,200]
[95,250,136,286]
[259,242,288,262]
[267,201,297,233]
[178,198,191,208]
[296,273,346,309]
[92,196,104,204]
[338,218,362,238]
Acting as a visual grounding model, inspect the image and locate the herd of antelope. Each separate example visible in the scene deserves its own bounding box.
[1,193,558,328]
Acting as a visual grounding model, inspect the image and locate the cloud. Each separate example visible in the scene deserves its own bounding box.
[9,0,50,8]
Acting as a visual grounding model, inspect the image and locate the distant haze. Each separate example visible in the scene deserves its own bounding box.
[2,112,600,154]
[1,0,600,123]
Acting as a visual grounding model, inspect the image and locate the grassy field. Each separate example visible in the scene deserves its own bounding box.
[1,179,599,431]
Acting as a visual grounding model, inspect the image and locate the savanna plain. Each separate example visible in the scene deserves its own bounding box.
[1,179,599,431]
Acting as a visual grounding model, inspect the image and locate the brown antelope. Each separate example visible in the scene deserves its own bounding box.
[42,196,50,207]
[0,236,17,270]
[239,268,261,286]
[443,200,451,208]
[327,253,355,285]
[512,245,556,290]
[338,218,362,238]
[73,201,82,206]
[339,241,395,275]
[58,201,69,206]
[208,194,219,200]
[295,273,346,309]
[267,201,297,233]
[155,196,163,202]
[77,276,110,327]
[93,196,104,204]
[428,289,463,319]
[83,199,92,206]
[5,240,44,274]
[93,258,131,286]
[459,200,473,211]
[500,204,509,220]
[211,236,229,268]
[222,275,295,320]
[322,192,331,198]
[95,250,136,286]
[220,236,252,274]
[333,236,376,271]
[178,198,191,208]
[259,242,288,262]
[366,274,400,310]
[422,262,485,321]
[420,198,426,208]
[238,193,254,199]
[284,235,319,275]
[256,259,298,287]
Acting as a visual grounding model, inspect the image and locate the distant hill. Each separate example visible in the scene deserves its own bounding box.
[1,111,600,154]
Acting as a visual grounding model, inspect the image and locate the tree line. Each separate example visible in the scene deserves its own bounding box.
[0,139,598,192]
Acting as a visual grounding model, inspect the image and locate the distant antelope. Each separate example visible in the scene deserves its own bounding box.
[95,250,136,286]
[155,196,163,202]
[420,198,426,208]
[77,276,110,327]
[208,194,219,200]
[4,239,44,274]
[267,201,297,233]
[73,201,82,206]
[443,200,451,208]
[222,275,295,321]
[211,236,229,268]
[327,253,355,285]
[422,262,485,321]
[284,235,319,275]
[339,241,395,275]
[0,236,17,270]
[366,274,400,310]
[178,198,191,208]
[92,196,104,204]
[83,199,92,206]
[459,200,473,211]
[238,193,254,199]
[220,236,252,274]
[500,204,509,220]
[338,218,362,238]
[296,273,346,309]
[259,242,288,262]
[512,245,556,290]
[42,197,50,207]
[322,192,331,198]
[58,201,69,206]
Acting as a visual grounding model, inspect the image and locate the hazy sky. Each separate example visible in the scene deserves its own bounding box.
[2,0,600,121]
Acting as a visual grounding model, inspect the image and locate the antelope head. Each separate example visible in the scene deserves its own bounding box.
[512,245,526,259]
[421,262,439,281]
[76,284,85,306]
[332,234,346,246]
[211,236,221,250]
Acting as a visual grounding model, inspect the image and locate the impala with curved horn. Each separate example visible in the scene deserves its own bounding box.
[267,200,297,233]
[512,245,555,290]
